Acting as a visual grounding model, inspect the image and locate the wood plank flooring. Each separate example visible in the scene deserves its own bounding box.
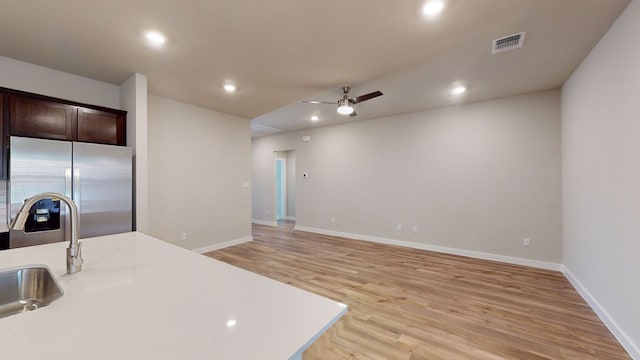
[206,222,629,360]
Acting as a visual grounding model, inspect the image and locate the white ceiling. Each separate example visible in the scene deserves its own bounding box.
[0,0,630,137]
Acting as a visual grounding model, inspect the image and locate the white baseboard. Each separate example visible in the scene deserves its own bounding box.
[193,236,253,254]
[563,267,639,359]
[252,219,277,226]
[294,226,563,271]
[285,216,297,221]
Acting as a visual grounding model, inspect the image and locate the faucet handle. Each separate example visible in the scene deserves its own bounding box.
[76,241,83,259]
[74,242,84,266]
[71,241,83,265]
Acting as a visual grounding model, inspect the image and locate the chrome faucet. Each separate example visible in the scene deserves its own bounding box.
[11,192,83,274]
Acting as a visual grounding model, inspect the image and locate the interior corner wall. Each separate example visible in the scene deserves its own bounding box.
[147,95,252,249]
[119,73,148,233]
[0,55,120,109]
[252,89,562,263]
[561,0,640,356]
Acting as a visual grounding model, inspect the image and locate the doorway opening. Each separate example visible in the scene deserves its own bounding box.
[274,150,296,227]
[275,158,286,220]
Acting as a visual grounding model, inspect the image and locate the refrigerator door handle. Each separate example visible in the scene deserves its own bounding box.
[65,168,73,199]
[64,167,73,240]
[73,167,81,212]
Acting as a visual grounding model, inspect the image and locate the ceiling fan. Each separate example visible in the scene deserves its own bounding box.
[303,86,383,117]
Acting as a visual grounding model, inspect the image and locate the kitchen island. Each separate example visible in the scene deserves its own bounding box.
[0,232,347,359]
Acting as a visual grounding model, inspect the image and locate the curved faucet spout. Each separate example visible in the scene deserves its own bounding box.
[11,192,83,274]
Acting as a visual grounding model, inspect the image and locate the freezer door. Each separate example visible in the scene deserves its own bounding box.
[9,137,72,248]
[73,142,132,238]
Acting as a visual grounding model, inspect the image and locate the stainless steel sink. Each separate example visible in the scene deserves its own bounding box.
[0,265,64,319]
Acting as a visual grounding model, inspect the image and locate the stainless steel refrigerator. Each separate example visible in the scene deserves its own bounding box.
[8,136,133,248]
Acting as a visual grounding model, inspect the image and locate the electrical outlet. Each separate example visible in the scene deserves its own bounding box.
[266,209,270,215]
[523,238,531,247]
[412,226,418,233]
[396,224,402,231]
[181,233,188,241]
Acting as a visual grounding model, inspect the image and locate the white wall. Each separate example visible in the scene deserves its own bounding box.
[120,74,149,233]
[253,89,562,265]
[561,0,640,357]
[252,142,276,223]
[147,95,252,250]
[0,55,120,109]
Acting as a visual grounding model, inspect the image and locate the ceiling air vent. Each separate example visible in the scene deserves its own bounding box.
[492,32,526,54]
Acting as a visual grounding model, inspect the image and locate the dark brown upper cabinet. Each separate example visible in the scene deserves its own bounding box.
[77,107,126,145]
[3,88,126,146]
[9,94,77,141]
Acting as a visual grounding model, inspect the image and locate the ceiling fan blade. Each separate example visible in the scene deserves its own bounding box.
[351,91,383,104]
[302,100,337,105]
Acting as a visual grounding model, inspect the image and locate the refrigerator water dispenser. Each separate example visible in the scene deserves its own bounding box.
[24,198,61,233]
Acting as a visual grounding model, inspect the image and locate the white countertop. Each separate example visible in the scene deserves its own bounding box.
[0,232,347,359]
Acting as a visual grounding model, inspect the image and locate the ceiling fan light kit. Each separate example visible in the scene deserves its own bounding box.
[337,99,354,115]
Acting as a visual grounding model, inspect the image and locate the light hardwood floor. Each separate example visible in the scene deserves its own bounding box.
[206,222,629,360]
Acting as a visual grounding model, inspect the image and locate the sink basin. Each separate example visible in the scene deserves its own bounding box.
[0,265,64,319]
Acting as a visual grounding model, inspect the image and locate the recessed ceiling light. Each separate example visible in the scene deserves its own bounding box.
[422,0,444,16]
[226,319,236,327]
[310,115,319,122]
[144,31,166,48]
[223,83,237,93]
[450,85,467,96]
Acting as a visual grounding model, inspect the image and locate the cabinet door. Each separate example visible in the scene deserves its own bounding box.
[77,107,126,145]
[9,95,77,141]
